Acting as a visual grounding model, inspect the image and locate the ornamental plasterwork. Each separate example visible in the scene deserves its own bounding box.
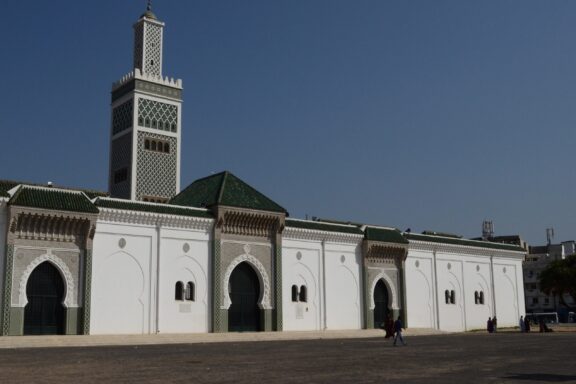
[407,240,525,259]
[368,271,399,310]
[222,246,272,310]
[17,251,77,308]
[97,208,213,231]
[283,227,363,245]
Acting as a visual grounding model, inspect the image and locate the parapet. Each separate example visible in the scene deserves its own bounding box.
[112,68,183,91]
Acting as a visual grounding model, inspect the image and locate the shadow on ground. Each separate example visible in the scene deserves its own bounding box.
[502,373,576,382]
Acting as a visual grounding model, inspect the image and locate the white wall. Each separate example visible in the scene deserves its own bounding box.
[405,250,435,328]
[91,223,156,335]
[462,257,492,330]
[158,227,210,333]
[405,243,525,332]
[435,255,465,331]
[493,258,524,327]
[324,242,362,330]
[282,239,322,331]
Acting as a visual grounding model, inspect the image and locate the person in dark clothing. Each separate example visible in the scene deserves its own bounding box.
[487,317,494,333]
[393,316,407,346]
[384,316,394,339]
[525,316,530,332]
[492,316,497,332]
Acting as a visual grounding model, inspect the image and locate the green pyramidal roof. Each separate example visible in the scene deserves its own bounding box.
[170,171,287,213]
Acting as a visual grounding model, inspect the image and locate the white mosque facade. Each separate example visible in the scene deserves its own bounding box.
[0,7,525,336]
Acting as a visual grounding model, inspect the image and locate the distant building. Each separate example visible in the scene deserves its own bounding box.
[524,241,576,320]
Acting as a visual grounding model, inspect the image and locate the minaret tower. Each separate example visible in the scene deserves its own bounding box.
[108,2,182,202]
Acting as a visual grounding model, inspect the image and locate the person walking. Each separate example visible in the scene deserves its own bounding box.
[393,316,407,346]
[492,316,498,332]
[519,316,525,332]
[524,316,531,332]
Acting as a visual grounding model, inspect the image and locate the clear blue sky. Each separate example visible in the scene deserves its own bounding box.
[1,1,575,245]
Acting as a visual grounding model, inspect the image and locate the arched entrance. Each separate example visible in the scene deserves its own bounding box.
[24,262,65,335]
[373,279,389,329]
[228,262,261,332]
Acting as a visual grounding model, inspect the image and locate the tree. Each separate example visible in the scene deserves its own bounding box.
[539,254,576,310]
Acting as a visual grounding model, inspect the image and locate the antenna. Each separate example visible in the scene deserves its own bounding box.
[546,228,554,245]
[482,220,494,240]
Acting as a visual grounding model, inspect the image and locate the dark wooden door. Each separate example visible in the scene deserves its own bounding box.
[228,262,260,332]
[373,280,389,328]
[24,262,65,335]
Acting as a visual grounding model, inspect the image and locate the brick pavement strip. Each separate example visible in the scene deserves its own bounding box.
[0,332,574,383]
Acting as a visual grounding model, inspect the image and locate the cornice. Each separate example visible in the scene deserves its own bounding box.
[283,226,363,245]
[408,239,526,259]
[97,207,213,231]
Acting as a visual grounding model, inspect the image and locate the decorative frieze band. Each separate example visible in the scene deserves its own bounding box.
[98,208,213,231]
[283,227,363,244]
[217,211,283,238]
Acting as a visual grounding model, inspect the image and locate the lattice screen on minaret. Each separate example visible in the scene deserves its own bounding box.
[144,24,162,76]
[112,99,133,135]
[137,99,178,132]
[133,23,144,72]
[136,131,177,200]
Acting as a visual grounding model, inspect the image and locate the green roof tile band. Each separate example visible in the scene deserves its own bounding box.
[9,187,99,214]
[364,227,409,244]
[95,198,213,218]
[404,233,525,252]
[170,171,287,213]
[285,219,364,235]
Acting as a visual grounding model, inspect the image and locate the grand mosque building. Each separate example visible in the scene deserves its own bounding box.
[0,6,525,336]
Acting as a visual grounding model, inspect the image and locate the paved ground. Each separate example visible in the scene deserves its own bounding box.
[0,331,575,383]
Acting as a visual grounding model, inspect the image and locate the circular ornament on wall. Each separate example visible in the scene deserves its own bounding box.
[183,243,190,253]
[296,251,302,261]
[340,255,346,263]
[118,238,126,249]
[476,265,480,272]
[415,260,420,268]
[447,262,452,270]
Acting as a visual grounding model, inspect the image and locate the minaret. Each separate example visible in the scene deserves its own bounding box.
[108,2,183,202]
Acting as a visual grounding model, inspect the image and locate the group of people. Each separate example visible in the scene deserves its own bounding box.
[520,315,553,333]
[486,316,498,333]
[519,315,531,332]
[382,316,407,346]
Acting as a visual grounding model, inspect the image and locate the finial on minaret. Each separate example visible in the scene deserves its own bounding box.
[141,0,157,20]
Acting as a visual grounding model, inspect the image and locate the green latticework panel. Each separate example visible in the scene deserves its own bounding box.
[363,265,371,329]
[82,250,92,335]
[212,239,224,332]
[2,245,14,336]
[274,244,283,331]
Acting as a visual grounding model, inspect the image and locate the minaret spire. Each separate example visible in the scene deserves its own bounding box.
[147,0,152,12]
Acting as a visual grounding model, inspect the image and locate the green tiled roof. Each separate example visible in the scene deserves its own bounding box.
[95,198,213,218]
[404,233,525,252]
[9,186,99,214]
[285,219,364,235]
[0,180,20,198]
[0,179,108,200]
[170,171,287,213]
[365,227,409,244]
